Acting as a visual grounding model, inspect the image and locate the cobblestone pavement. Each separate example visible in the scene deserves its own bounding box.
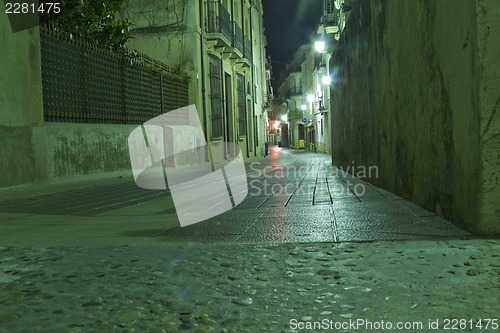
[0,240,498,332]
[0,147,498,332]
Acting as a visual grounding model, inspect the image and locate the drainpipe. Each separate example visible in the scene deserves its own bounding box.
[249,1,257,157]
[241,1,250,158]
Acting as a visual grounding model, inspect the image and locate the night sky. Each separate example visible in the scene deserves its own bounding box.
[262,0,322,90]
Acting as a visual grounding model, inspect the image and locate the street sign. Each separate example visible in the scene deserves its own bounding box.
[301,117,307,123]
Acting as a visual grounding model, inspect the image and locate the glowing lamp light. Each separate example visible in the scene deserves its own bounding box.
[307,94,315,103]
[315,41,325,53]
[301,104,307,111]
[322,75,331,85]
[281,114,288,122]
[273,120,280,129]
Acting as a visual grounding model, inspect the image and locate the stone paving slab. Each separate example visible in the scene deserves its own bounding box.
[0,148,497,332]
[0,148,475,246]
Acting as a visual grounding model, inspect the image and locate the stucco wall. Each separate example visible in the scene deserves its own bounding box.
[331,0,499,234]
[1,11,140,187]
[0,11,47,187]
[0,126,47,186]
[44,124,136,180]
[477,0,500,233]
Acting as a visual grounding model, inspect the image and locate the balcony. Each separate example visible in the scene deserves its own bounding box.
[233,23,244,55]
[206,1,233,47]
[224,22,244,60]
[231,28,252,67]
[323,0,340,34]
[324,15,340,34]
[243,36,252,62]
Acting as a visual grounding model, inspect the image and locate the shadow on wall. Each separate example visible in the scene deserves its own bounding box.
[330,0,499,235]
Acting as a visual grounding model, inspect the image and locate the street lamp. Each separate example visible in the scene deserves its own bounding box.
[322,75,331,85]
[314,40,325,53]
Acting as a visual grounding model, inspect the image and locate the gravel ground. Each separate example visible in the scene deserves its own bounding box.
[0,238,498,333]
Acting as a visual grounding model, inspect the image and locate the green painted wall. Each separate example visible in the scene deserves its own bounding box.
[0,12,47,187]
[477,0,500,234]
[331,0,499,234]
[1,12,138,187]
[44,124,136,180]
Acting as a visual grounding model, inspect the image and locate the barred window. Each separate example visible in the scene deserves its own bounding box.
[237,74,246,136]
[209,56,223,138]
[324,0,335,14]
[324,0,339,25]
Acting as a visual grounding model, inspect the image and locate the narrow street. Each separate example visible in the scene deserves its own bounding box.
[0,147,469,246]
[0,147,497,332]
[1,0,499,331]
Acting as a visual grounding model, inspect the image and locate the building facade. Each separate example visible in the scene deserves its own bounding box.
[125,0,271,159]
[277,0,350,154]
[277,45,308,150]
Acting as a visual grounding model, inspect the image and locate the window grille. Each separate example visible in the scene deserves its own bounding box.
[209,56,223,138]
[237,74,246,136]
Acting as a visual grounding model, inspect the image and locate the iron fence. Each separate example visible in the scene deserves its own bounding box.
[40,27,189,124]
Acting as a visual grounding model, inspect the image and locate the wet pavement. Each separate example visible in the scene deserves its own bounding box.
[0,147,471,246]
[0,147,498,332]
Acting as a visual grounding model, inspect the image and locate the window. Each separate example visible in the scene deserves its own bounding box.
[324,0,335,14]
[237,74,246,136]
[209,56,223,138]
[324,0,339,25]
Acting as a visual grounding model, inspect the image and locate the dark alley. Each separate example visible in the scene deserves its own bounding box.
[1,0,499,332]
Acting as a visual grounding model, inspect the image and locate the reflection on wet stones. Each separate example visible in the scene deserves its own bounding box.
[0,241,497,331]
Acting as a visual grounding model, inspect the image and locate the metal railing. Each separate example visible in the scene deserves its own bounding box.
[206,1,233,43]
[244,35,252,62]
[40,27,189,124]
[232,22,244,54]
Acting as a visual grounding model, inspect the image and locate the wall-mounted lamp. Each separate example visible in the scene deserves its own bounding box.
[314,41,326,53]
[322,75,331,85]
